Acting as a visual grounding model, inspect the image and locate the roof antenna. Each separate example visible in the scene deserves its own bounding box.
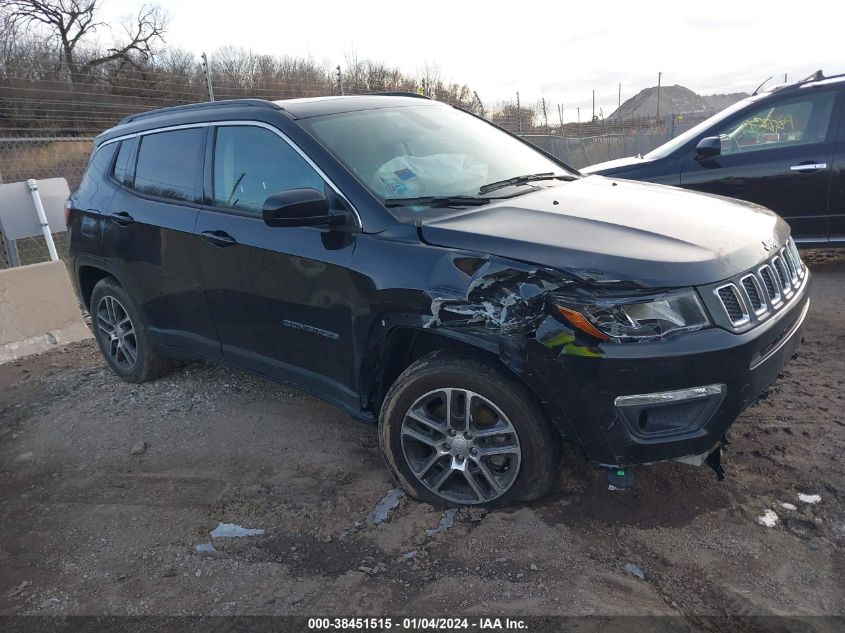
[752,76,773,96]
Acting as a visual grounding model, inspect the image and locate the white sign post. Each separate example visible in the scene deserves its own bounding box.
[26,179,59,262]
[0,177,70,266]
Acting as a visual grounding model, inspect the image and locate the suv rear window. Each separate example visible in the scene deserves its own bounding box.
[134,128,205,203]
[77,143,117,201]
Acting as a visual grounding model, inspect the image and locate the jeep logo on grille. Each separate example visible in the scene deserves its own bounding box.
[761,237,778,252]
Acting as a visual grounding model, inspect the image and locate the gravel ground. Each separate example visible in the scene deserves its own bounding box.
[0,251,843,627]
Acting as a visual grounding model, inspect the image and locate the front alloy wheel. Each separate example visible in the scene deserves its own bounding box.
[401,388,522,505]
[379,352,560,508]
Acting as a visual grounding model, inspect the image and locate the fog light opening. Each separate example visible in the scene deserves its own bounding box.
[614,384,727,439]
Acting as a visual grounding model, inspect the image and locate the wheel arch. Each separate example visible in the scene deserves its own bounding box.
[74,256,128,311]
[364,325,568,439]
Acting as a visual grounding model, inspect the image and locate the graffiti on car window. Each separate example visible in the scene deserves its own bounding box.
[741,114,795,134]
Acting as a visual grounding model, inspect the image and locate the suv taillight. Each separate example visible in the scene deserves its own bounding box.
[65,202,72,226]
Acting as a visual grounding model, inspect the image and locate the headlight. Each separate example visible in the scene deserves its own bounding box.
[554,289,710,342]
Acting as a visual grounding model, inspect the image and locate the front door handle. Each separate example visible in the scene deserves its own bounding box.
[110,211,134,226]
[201,230,237,247]
[790,162,827,172]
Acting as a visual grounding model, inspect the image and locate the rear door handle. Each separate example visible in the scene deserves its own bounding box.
[110,211,134,226]
[201,230,237,247]
[790,163,827,172]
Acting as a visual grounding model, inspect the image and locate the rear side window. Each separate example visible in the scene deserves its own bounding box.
[112,140,133,185]
[134,128,205,203]
[76,143,117,199]
[212,125,325,215]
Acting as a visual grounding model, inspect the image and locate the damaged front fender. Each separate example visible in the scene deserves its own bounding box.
[424,260,573,335]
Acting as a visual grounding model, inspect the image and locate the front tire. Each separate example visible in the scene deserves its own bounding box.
[379,352,561,508]
[90,277,171,383]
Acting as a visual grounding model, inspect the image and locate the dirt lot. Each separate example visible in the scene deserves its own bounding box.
[1,252,843,628]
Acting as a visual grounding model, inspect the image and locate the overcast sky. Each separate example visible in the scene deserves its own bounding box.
[102,0,844,120]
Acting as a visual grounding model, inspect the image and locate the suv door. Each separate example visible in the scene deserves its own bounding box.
[103,127,220,358]
[680,88,841,245]
[829,86,845,244]
[195,123,360,408]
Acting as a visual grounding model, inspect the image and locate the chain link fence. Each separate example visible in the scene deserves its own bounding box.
[0,62,711,269]
[0,135,92,268]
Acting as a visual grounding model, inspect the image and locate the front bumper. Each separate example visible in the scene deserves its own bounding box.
[525,272,811,466]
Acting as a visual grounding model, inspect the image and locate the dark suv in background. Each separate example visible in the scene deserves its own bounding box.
[67,95,810,507]
[584,72,845,247]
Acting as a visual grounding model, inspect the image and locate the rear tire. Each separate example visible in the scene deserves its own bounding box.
[379,352,561,508]
[90,277,172,383]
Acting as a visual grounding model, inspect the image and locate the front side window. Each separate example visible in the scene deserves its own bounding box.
[716,91,836,156]
[134,128,205,203]
[212,126,326,215]
[299,104,573,220]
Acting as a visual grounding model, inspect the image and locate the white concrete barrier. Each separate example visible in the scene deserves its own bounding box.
[0,261,92,364]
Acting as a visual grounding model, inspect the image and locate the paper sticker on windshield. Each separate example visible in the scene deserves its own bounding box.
[379,175,409,196]
[395,168,416,181]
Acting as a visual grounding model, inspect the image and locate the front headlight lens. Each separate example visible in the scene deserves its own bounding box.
[555,289,710,342]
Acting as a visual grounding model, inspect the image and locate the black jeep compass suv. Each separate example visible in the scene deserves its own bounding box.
[67,95,810,507]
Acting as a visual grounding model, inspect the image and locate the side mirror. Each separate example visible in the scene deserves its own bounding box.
[262,188,343,227]
[695,136,722,160]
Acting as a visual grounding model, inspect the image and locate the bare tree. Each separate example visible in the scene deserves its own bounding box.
[2,0,167,80]
[491,101,539,133]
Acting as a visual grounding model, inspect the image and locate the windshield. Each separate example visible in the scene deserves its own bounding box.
[299,104,574,220]
[644,95,764,160]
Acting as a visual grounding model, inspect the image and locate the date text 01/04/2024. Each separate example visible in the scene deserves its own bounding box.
[307,617,528,630]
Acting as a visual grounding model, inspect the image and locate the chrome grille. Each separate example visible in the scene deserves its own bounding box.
[787,240,806,279]
[715,284,750,326]
[708,237,806,332]
[740,274,766,315]
[759,265,780,303]
[772,256,790,294]
[782,248,797,281]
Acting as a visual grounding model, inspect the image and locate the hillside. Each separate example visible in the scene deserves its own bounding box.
[609,84,748,120]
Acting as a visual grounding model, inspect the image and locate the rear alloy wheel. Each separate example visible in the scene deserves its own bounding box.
[380,352,561,508]
[96,295,138,370]
[89,277,172,383]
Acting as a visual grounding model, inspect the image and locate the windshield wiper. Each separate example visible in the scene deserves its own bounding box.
[478,172,576,195]
[383,195,493,208]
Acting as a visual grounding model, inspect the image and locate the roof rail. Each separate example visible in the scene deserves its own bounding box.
[799,70,826,84]
[797,70,845,85]
[376,91,431,100]
[118,98,280,125]
[760,70,845,95]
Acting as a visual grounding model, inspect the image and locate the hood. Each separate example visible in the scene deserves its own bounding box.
[420,175,789,288]
[580,155,654,175]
